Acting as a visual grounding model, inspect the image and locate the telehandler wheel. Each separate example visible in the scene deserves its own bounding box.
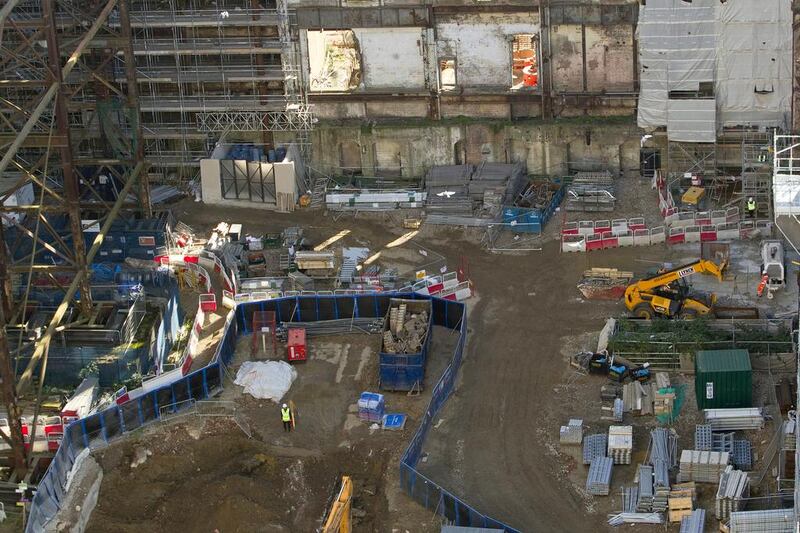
[632,304,653,319]
[678,308,698,320]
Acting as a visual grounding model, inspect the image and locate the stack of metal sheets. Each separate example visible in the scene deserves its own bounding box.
[652,460,670,512]
[622,486,639,513]
[648,427,678,468]
[694,425,712,451]
[732,440,752,471]
[704,408,764,431]
[679,509,705,533]
[559,419,583,445]
[607,513,663,526]
[678,450,730,483]
[713,431,735,453]
[636,465,654,511]
[613,398,624,422]
[583,434,608,465]
[587,456,613,496]
[715,466,750,520]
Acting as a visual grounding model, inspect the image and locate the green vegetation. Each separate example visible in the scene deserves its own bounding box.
[609,318,793,356]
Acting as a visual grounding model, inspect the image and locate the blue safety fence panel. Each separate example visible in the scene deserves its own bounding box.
[26,293,520,533]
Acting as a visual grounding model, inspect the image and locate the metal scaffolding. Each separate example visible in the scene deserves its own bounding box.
[117,0,312,181]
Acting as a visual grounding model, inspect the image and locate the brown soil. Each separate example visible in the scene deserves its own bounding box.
[78,193,794,533]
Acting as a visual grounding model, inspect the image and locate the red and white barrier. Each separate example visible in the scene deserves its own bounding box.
[562,219,772,253]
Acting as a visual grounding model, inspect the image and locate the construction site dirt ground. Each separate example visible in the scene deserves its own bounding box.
[78,194,798,532]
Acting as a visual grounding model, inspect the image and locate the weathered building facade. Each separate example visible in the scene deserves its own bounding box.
[295,0,642,178]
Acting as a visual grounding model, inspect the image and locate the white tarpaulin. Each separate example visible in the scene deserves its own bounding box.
[234,361,297,401]
[637,0,791,141]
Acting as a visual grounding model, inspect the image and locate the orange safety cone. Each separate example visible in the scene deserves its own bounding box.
[757,274,769,297]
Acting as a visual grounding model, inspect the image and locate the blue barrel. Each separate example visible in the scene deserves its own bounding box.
[276,147,287,161]
[267,149,276,163]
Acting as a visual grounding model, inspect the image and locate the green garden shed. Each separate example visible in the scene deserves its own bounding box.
[695,349,752,410]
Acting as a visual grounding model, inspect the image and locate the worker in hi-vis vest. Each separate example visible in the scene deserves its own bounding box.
[747,197,756,218]
[281,403,292,432]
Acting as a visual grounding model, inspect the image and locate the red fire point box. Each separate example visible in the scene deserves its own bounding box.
[287,328,307,362]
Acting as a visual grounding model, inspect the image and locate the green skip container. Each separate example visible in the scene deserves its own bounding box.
[695,349,752,410]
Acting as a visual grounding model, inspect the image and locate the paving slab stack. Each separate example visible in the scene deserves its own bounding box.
[608,425,633,465]
[587,456,613,496]
[560,419,583,445]
[679,509,706,533]
[677,450,730,483]
[583,434,608,465]
[715,466,750,521]
[704,408,764,431]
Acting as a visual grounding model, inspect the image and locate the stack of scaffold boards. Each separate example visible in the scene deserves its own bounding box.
[715,466,750,521]
[677,450,730,483]
[608,426,633,464]
[679,509,705,533]
[704,408,764,431]
[586,456,613,495]
[583,434,607,465]
[559,419,583,445]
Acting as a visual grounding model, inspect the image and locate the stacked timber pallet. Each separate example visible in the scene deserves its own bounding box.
[704,408,764,431]
[679,509,705,533]
[586,456,613,496]
[669,482,697,523]
[654,388,677,419]
[608,426,633,465]
[715,466,750,521]
[560,419,583,445]
[677,450,730,483]
[583,434,608,465]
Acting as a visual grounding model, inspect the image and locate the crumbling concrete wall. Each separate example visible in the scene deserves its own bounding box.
[436,12,539,90]
[311,121,641,179]
[353,28,426,90]
[551,24,635,93]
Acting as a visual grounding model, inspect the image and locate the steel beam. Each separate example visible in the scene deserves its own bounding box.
[118,0,150,217]
[44,0,92,316]
[17,161,144,394]
[0,0,118,178]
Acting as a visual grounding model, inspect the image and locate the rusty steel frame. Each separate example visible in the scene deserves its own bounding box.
[0,0,149,476]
